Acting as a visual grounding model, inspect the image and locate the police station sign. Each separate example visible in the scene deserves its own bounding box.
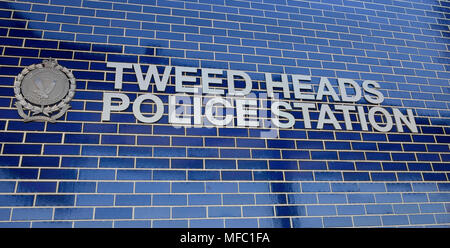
[102,62,418,133]
[15,60,418,134]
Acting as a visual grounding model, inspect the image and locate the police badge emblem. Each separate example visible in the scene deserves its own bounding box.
[14,59,76,122]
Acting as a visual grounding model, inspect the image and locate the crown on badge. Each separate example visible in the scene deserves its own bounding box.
[42,58,58,68]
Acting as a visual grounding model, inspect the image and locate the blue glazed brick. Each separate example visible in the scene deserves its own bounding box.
[419,203,445,213]
[189,219,224,228]
[101,135,135,145]
[173,207,206,218]
[375,193,403,203]
[254,171,283,181]
[0,181,15,193]
[205,159,236,169]
[386,183,412,192]
[323,217,353,227]
[226,218,258,228]
[98,182,133,193]
[74,221,112,228]
[100,158,134,168]
[65,134,99,144]
[343,172,370,181]
[172,159,203,169]
[59,182,96,193]
[79,169,115,180]
[353,216,382,227]
[393,204,420,214]
[409,214,436,225]
[435,214,450,224]
[21,156,60,167]
[0,156,20,167]
[402,193,428,203]
[35,195,75,207]
[188,171,220,181]
[135,182,170,193]
[337,205,365,215]
[188,148,218,158]
[117,170,152,180]
[172,182,205,193]
[62,157,98,168]
[429,193,450,202]
[118,147,152,157]
[12,208,53,221]
[412,183,439,192]
[40,169,77,180]
[189,194,221,205]
[82,145,116,156]
[371,172,397,181]
[292,217,323,228]
[0,195,34,207]
[44,145,80,155]
[154,147,186,157]
[302,182,330,192]
[259,218,291,228]
[222,171,252,181]
[3,144,41,155]
[269,160,298,170]
[114,221,150,228]
[223,194,255,205]
[115,195,151,206]
[282,150,310,159]
[318,194,347,204]
[153,194,187,206]
[95,208,132,220]
[208,206,241,217]
[382,215,409,226]
[206,182,238,193]
[423,173,448,181]
[285,172,314,181]
[17,182,57,193]
[347,194,375,203]
[307,205,337,216]
[136,159,169,168]
[366,204,394,214]
[153,220,188,228]
[315,172,343,181]
[153,170,186,180]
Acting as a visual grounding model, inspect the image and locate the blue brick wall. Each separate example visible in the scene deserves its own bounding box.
[0,0,449,228]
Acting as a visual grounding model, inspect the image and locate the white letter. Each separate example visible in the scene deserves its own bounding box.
[134,64,172,92]
[338,78,361,102]
[236,99,258,127]
[169,95,191,125]
[292,75,314,100]
[265,73,290,99]
[368,107,393,132]
[193,96,203,125]
[316,77,340,101]
[271,101,295,128]
[293,102,315,129]
[357,106,369,131]
[102,93,130,121]
[363,80,384,104]
[205,97,233,126]
[317,104,341,129]
[335,105,356,130]
[107,62,133,90]
[133,94,164,123]
[202,68,224,95]
[393,108,418,133]
[176,66,198,93]
[228,70,252,96]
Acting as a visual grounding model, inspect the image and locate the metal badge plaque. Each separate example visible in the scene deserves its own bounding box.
[14,59,76,122]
